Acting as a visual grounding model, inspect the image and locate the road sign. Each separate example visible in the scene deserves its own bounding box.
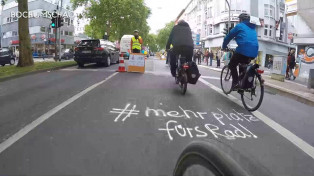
[288,33,293,40]
[128,53,145,73]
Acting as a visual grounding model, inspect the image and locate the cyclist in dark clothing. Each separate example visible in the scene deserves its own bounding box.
[222,13,259,89]
[166,20,194,77]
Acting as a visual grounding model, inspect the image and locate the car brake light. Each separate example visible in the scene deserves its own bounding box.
[75,47,79,51]
[257,69,264,74]
[94,47,104,51]
[183,65,189,69]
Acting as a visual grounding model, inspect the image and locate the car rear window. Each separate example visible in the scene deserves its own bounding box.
[78,40,99,47]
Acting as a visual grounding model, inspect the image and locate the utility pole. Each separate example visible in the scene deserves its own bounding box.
[54,9,58,61]
[59,0,63,61]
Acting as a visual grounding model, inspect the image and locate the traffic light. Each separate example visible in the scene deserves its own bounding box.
[57,15,64,28]
[223,26,234,37]
[51,12,58,28]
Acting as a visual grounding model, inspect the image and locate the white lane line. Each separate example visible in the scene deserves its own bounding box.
[201,76,220,80]
[61,68,99,72]
[199,77,314,160]
[0,72,119,154]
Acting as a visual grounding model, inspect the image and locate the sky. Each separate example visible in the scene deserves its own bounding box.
[145,0,191,34]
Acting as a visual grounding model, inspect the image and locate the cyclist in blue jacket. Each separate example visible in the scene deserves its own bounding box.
[222,13,259,89]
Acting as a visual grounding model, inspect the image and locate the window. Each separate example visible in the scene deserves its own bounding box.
[269,25,273,37]
[40,26,46,32]
[209,7,213,18]
[69,32,73,36]
[264,4,275,18]
[70,19,73,25]
[209,24,213,34]
[65,31,69,35]
[197,15,201,24]
[12,31,18,36]
[264,25,268,36]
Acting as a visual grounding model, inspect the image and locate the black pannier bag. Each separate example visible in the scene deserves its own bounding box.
[187,61,201,84]
[241,65,256,89]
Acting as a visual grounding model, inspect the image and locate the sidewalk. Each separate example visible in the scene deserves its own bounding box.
[198,61,314,105]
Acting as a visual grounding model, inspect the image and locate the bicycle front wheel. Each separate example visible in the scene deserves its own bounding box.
[220,65,233,94]
[241,74,264,111]
[173,141,249,176]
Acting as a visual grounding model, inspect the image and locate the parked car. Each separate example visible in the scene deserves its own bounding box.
[61,49,74,60]
[0,48,16,66]
[74,39,119,67]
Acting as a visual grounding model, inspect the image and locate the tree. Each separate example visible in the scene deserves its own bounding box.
[156,21,175,50]
[17,0,34,67]
[144,34,158,52]
[71,0,151,41]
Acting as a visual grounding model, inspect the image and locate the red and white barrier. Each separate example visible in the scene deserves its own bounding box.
[117,54,126,72]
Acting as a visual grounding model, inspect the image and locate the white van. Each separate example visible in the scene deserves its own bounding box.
[120,35,133,56]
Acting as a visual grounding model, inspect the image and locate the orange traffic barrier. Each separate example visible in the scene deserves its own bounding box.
[117,54,126,72]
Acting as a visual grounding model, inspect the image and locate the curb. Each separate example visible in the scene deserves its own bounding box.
[264,82,314,106]
[0,63,77,82]
[199,65,314,106]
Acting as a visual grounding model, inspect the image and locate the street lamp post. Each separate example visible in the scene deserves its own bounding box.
[225,0,231,33]
[1,0,5,48]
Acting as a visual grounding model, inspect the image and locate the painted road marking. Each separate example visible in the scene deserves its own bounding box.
[62,68,99,72]
[201,76,220,80]
[0,72,119,154]
[199,77,314,160]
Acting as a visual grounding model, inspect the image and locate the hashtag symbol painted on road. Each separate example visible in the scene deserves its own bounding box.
[110,103,140,122]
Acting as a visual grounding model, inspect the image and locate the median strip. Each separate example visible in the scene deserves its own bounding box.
[0,61,77,81]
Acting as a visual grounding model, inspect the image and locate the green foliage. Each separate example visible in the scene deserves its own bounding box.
[144,34,158,52]
[71,0,151,41]
[0,61,76,80]
[157,21,175,50]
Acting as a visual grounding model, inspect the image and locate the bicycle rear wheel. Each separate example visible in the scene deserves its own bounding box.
[180,72,188,95]
[241,74,264,111]
[220,65,233,94]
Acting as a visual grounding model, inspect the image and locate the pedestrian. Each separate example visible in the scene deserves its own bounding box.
[131,30,143,53]
[204,49,209,66]
[197,50,203,65]
[288,49,296,80]
[15,49,19,62]
[286,51,292,79]
[209,50,213,66]
[216,50,221,68]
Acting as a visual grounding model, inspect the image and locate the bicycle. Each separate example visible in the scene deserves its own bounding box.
[173,141,249,176]
[175,55,189,95]
[220,49,264,111]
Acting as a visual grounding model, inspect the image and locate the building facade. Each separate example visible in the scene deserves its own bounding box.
[1,0,75,55]
[286,0,314,79]
[178,0,291,68]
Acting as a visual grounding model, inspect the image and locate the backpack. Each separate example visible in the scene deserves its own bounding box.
[187,61,201,84]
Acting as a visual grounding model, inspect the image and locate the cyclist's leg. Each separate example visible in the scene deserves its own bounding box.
[229,53,242,87]
[169,49,177,77]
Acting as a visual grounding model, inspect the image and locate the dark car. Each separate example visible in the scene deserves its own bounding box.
[74,39,119,67]
[61,49,74,60]
[0,48,16,66]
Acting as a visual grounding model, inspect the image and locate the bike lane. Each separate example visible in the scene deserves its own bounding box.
[0,70,313,175]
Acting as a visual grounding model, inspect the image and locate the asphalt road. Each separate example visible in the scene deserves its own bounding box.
[0,57,313,175]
